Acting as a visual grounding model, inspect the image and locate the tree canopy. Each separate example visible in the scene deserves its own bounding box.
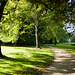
[0,0,75,47]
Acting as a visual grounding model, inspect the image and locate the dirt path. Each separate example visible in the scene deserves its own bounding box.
[42,46,75,75]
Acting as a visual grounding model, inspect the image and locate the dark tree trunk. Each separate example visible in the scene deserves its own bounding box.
[54,37,57,45]
[49,39,52,44]
[35,3,40,48]
[0,0,7,20]
[0,45,3,57]
[0,0,8,57]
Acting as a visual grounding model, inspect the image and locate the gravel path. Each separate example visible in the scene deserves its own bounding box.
[42,46,75,75]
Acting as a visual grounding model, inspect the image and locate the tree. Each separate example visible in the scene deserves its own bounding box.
[0,0,36,46]
[35,3,40,48]
[15,1,46,48]
[0,0,20,57]
[26,0,75,47]
[0,0,74,54]
[0,0,8,57]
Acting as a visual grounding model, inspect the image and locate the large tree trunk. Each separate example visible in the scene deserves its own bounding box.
[0,0,7,20]
[35,3,40,48]
[0,0,8,57]
[0,43,3,57]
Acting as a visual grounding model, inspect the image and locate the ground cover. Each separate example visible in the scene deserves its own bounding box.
[0,46,54,75]
[47,44,75,55]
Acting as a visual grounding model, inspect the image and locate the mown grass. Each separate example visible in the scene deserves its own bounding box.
[0,46,54,75]
[47,44,75,55]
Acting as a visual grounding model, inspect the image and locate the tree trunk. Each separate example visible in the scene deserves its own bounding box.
[49,39,52,44]
[0,0,8,57]
[35,3,40,48]
[54,37,57,45]
[0,0,8,20]
[0,44,3,57]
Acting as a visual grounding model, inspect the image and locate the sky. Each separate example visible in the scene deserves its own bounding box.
[65,23,75,35]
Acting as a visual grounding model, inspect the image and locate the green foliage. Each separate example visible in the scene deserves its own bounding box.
[38,10,67,43]
[0,0,35,44]
[27,0,75,23]
[59,33,75,43]
[0,0,20,43]
[0,23,19,43]
[0,0,74,45]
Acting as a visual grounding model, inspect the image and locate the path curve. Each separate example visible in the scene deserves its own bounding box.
[42,46,75,75]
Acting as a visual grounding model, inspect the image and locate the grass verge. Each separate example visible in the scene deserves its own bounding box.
[47,44,75,55]
[0,46,54,75]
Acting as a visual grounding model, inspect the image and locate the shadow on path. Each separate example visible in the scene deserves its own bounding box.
[43,46,75,75]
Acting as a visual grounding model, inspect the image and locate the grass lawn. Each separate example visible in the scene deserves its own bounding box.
[47,44,75,55]
[0,46,54,75]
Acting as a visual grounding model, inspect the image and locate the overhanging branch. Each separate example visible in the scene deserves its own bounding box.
[36,1,53,11]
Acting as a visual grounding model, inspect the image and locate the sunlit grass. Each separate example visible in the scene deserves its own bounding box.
[47,44,75,55]
[0,46,54,75]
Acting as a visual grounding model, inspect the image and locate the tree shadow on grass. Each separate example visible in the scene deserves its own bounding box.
[0,52,53,75]
[71,44,75,46]
[1,53,53,67]
[0,55,42,75]
[0,72,11,75]
[15,67,42,75]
